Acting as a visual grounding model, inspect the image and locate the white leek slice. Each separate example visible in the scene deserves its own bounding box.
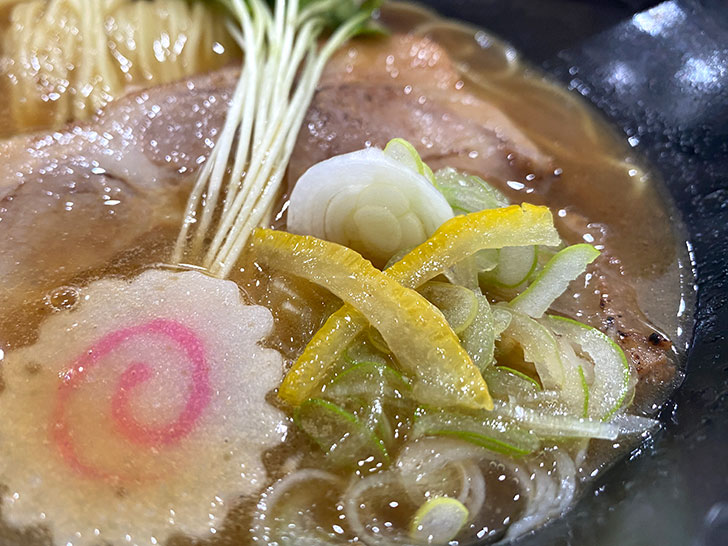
[251,470,343,546]
[288,147,453,265]
[544,315,632,420]
[410,497,469,544]
[510,244,599,318]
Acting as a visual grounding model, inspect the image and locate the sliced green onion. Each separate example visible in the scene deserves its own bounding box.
[497,306,565,390]
[609,413,660,435]
[419,281,479,334]
[544,315,632,420]
[474,248,499,272]
[410,497,469,544]
[384,137,436,183]
[433,166,509,214]
[294,398,389,469]
[481,367,540,405]
[366,326,391,354]
[510,244,599,318]
[344,339,390,366]
[492,306,513,336]
[280,204,560,407]
[481,245,538,288]
[444,256,480,291]
[555,334,591,418]
[374,410,396,450]
[496,366,542,390]
[325,361,412,405]
[579,365,590,418]
[460,293,497,371]
[412,408,540,456]
[492,401,622,440]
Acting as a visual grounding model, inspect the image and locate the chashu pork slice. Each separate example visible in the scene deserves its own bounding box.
[288,34,551,186]
[0,68,237,325]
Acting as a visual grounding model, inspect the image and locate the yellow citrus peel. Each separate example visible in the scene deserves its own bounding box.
[268,203,560,407]
[251,228,492,410]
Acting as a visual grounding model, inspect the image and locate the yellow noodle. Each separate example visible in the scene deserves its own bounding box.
[0,0,25,13]
[1,0,236,132]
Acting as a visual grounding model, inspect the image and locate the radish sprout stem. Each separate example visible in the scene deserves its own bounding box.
[173,0,376,277]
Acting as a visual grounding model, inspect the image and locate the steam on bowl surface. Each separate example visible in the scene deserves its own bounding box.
[419,0,726,544]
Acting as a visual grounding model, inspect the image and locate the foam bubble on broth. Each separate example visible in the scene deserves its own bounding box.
[0,269,286,545]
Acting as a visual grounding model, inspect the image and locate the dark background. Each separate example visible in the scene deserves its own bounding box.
[417,1,728,545]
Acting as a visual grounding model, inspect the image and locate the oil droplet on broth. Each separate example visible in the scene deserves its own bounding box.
[45,286,80,311]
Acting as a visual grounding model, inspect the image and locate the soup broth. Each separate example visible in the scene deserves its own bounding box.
[0,2,694,545]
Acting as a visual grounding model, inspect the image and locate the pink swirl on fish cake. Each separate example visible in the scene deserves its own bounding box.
[51,318,212,481]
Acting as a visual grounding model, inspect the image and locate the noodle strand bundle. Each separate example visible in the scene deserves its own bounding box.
[1,0,235,131]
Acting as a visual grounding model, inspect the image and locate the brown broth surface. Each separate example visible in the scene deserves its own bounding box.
[0,2,694,545]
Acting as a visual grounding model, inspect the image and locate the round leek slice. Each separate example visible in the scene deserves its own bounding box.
[410,497,469,544]
[510,244,599,318]
[544,315,632,420]
[287,147,453,265]
[251,470,343,546]
[419,281,479,334]
[294,399,389,469]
